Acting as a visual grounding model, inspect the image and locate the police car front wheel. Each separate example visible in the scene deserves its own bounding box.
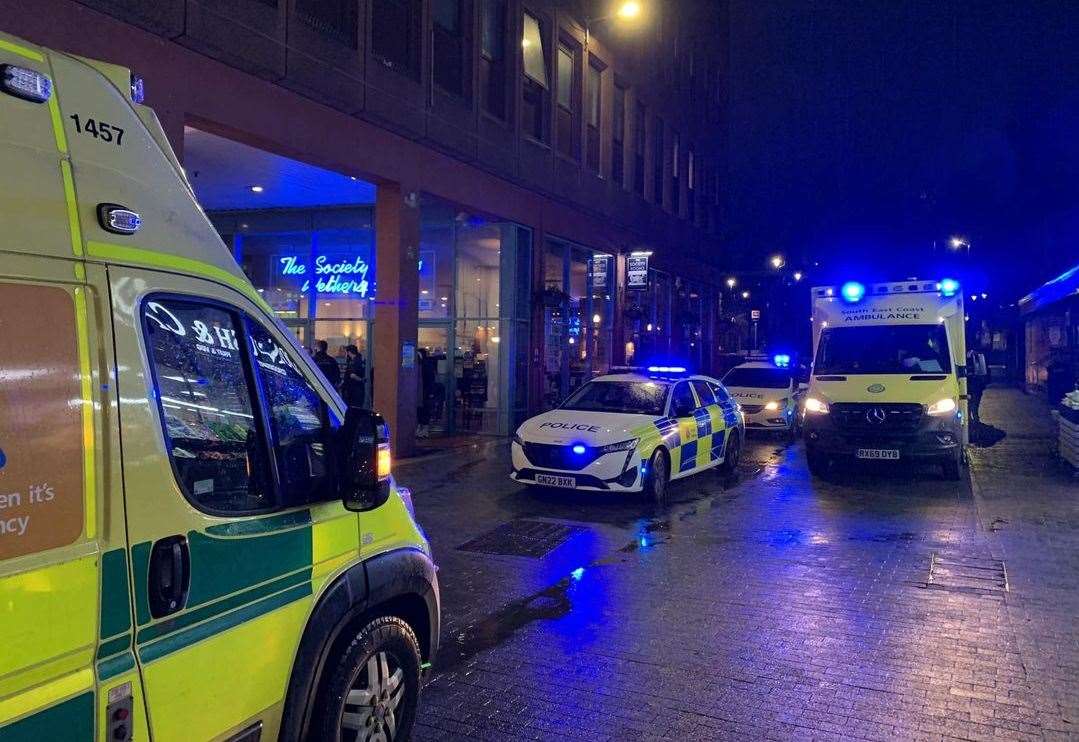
[315,615,422,742]
[644,448,670,506]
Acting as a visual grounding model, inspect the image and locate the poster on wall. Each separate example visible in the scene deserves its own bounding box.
[591,255,609,289]
[626,255,649,289]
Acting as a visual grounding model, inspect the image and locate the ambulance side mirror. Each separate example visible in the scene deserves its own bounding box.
[337,408,391,513]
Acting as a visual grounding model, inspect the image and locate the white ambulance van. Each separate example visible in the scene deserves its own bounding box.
[802,279,968,479]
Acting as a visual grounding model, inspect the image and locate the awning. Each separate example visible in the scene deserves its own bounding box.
[1019,263,1079,315]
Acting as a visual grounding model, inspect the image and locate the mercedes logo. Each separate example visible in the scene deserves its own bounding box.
[866,407,887,424]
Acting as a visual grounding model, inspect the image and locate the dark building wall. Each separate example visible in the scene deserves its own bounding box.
[1,0,728,450]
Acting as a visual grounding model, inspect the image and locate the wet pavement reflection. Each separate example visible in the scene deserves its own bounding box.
[398,426,1065,740]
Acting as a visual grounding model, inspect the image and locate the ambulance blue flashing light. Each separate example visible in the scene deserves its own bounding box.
[939,278,960,297]
[840,281,866,303]
[773,354,791,368]
[572,444,587,455]
[647,365,687,374]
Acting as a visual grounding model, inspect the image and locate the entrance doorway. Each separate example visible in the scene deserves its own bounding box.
[417,323,453,436]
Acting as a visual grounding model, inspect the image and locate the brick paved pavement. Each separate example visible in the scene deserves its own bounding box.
[398,389,1077,740]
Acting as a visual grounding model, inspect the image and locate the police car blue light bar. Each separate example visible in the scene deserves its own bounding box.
[840,281,866,303]
[647,365,687,373]
[1,64,52,103]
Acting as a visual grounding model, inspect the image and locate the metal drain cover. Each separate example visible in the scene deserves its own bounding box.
[926,552,1008,594]
[458,519,585,558]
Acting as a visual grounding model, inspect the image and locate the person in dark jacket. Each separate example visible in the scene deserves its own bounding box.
[342,345,367,408]
[312,339,340,387]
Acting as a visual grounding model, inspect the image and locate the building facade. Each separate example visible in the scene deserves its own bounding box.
[4,0,728,453]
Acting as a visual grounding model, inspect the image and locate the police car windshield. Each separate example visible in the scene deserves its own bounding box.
[815,324,952,375]
[723,368,790,389]
[561,380,670,415]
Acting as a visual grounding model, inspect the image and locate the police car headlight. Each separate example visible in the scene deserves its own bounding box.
[805,397,829,414]
[927,398,957,416]
[764,400,780,411]
[598,437,639,455]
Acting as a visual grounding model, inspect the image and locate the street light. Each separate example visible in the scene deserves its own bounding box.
[726,277,737,289]
[949,236,972,254]
[741,290,750,299]
[770,255,785,269]
[793,271,803,281]
[585,1,646,47]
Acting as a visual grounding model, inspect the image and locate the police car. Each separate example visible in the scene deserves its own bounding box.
[722,357,805,436]
[511,367,746,504]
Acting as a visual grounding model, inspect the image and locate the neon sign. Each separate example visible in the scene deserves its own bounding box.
[277,254,372,298]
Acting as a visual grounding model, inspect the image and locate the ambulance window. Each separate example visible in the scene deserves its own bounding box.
[144,300,273,514]
[691,381,716,407]
[247,321,335,505]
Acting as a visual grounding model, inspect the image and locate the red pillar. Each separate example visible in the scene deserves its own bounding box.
[373,183,420,457]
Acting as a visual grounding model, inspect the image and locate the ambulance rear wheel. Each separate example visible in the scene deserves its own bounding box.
[314,615,422,742]
[644,448,670,506]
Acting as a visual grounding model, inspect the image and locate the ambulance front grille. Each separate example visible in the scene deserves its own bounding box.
[831,402,924,434]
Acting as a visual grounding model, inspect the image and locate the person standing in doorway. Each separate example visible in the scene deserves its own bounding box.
[416,347,430,438]
[967,348,988,423]
[342,345,366,408]
[312,339,340,388]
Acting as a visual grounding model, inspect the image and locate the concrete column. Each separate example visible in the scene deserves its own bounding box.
[373,183,420,457]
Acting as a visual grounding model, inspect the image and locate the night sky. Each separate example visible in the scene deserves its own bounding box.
[724,0,1079,302]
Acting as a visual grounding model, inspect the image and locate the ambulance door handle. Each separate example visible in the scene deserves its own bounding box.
[147,535,190,619]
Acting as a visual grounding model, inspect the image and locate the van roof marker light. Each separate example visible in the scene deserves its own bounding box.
[840,281,866,303]
[1,65,52,103]
[939,278,960,297]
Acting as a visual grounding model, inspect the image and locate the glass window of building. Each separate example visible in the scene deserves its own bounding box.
[296,0,359,47]
[542,238,615,408]
[417,197,531,436]
[480,0,507,118]
[371,0,422,78]
[186,128,378,409]
[672,132,681,215]
[586,58,602,172]
[653,116,664,206]
[522,12,549,142]
[612,83,626,187]
[433,0,467,97]
[634,101,646,195]
[556,42,578,159]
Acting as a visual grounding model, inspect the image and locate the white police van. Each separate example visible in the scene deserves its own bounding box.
[510,367,746,505]
[722,356,805,437]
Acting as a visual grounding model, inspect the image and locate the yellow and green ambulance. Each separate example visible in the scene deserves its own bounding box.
[0,31,438,741]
